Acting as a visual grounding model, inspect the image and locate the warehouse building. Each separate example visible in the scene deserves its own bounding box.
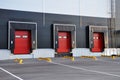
[0,0,119,60]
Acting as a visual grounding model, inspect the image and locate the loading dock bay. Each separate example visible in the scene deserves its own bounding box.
[0,57,120,80]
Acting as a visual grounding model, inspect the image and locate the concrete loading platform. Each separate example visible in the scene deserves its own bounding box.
[1,57,120,80]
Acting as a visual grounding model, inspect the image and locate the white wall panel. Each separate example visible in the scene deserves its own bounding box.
[0,0,43,12]
[43,0,80,15]
[0,50,10,60]
[0,49,54,60]
[72,48,103,57]
[33,49,55,58]
[80,0,111,18]
[0,0,111,17]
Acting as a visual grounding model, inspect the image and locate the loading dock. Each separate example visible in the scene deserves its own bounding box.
[53,24,76,57]
[86,25,108,52]
[8,21,37,54]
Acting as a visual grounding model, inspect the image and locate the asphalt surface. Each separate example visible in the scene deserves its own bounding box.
[0,57,120,80]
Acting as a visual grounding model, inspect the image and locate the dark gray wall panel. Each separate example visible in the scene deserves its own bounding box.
[0,9,109,49]
[115,0,120,30]
[81,16,108,26]
[115,0,120,48]
[37,27,52,48]
[45,13,80,48]
[80,16,108,48]
[0,9,43,49]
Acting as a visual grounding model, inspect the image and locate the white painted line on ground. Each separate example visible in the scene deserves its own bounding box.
[51,62,120,78]
[0,67,23,80]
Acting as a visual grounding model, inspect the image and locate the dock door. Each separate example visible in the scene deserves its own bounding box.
[57,32,71,53]
[14,30,31,54]
[86,25,108,52]
[53,24,76,57]
[8,21,37,54]
[91,32,104,52]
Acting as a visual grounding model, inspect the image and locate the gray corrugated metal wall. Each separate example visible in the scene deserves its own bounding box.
[114,0,120,48]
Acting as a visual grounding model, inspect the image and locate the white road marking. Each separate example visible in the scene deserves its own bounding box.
[51,62,120,78]
[0,67,23,80]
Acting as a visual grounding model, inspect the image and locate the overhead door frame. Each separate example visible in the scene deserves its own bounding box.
[8,21,37,53]
[88,25,108,52]
[53,24,76,52]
